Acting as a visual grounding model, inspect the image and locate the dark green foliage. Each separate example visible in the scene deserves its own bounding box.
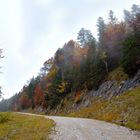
[77,28,94,47]
[97,17,106,46]
[45,93,61,109]
[108,10,117,24]
[124,4,140,23]
[121,35,140,76]
[121,4,140,76]
[83,39,99,90]
[0,113,10,123]
[0,99,9,111]
[87,52,106,90]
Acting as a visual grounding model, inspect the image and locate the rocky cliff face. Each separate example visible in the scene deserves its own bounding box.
[89,70,140,99]
[72,70,140,109]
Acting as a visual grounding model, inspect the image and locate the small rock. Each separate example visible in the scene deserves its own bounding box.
[83,100,90,107]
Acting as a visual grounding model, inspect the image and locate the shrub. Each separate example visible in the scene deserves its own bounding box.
[108,67,128,82]
[75,92,82,104]
[0,112,11,123]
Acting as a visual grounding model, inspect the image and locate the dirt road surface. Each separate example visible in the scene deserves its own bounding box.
[47,116,139,140]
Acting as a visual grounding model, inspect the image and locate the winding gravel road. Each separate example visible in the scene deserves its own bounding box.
[47,116,139,140]
[19,113,140,140]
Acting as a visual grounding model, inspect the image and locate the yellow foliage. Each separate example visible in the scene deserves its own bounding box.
[58,81,67,93]
[101,51,107,60]
[47,68,57,80]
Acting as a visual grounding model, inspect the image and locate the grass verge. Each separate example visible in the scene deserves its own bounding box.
[69,86,140,131]
[0,112,54,140]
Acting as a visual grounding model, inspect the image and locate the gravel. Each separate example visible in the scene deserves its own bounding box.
[47,116,140,140]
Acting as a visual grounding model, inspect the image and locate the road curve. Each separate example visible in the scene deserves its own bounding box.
[47,116,139,140]
[18,113,140,140]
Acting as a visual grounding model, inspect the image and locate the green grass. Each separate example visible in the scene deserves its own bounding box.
[0,112,11,123]
[69,86,140,131]
[0,112,55,140]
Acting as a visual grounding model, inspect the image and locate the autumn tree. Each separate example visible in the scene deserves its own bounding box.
[19,93,31,110]
[98,11,127,71]
[34,84,46,108]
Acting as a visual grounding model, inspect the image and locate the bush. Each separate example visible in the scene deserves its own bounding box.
[108,67,128,82]
[75,92,82,104]
[0,112,11,123]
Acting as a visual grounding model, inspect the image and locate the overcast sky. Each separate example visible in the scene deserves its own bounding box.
[0,0,140,99]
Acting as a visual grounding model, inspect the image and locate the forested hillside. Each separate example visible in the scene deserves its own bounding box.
[0,4,140,114]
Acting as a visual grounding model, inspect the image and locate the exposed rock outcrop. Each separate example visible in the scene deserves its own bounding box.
[73,70,140,109]
[88,70,140,99]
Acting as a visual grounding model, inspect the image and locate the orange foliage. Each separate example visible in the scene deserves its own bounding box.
[63,40,89,67]
[19,93,31,109]
[75,91,82,103]
[34,84,46,108]
[104,23,126,47]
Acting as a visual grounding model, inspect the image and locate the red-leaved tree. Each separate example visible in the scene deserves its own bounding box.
[34,84,46,108]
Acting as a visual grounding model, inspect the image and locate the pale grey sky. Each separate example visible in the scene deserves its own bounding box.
[0,0,139,99]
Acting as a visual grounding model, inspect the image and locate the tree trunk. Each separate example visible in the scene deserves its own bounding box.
[104,60,109,74]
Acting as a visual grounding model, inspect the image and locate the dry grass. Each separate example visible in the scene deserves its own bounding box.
[108,67,128,82]
[0,112,54,140]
